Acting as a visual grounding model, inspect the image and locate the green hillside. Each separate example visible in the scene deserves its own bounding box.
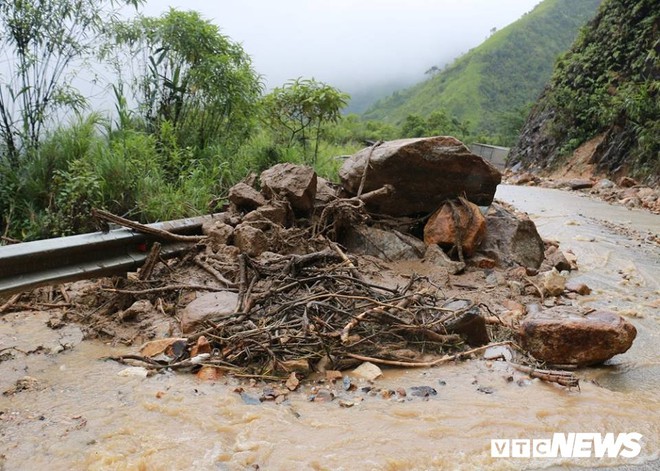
[509,0,659,183]
[362,0,602,141]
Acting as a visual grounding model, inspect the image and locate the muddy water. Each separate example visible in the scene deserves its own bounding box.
[1,185,659,470]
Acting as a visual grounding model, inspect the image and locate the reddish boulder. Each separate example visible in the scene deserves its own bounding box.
[339,137,501,216]
[520,309,636,366]
[260,163,317,215]
[424,199,486,257]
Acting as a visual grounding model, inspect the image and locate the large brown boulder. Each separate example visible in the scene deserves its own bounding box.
[339,137,501,216]
[424,199,486,257]
[260,163,317,215]
[476,203,545,269]
[520,309,637,366]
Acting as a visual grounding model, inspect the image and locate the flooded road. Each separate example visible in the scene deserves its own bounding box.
[1,185,659,470]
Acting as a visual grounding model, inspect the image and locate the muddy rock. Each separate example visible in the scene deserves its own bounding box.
[233,223,269,257]
[424,199,486,257]
[545,247,572,272]
[441,300,489,346]
[180,291,239,334]
[476,203,545,269]
[618,176,637,188]
[260,163,317,215]
[341,225,425,261]
[594,178,615,189]
[542,268,566,296]
[242,202,294,228]
[3,376,43,396]
[511,172,540,185]
[315,177,338,206]
[423,245,466,274]
[339,136,501,216]
[228,182,267,211]
[564,179,594,190]
[119,299,155,322]
[353,362,383,382]
[520,309,637,366]
[204,222,234,250]
[565,280,592,295]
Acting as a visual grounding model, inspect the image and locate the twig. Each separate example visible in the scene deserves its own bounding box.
[92,208,205,243]
[323,237,365,282]
[193,258,237,288]
[346,341,515,367]
[236,254,248,313]
[352,184,394,203]
[340,295,415,343]
[356,140,382,197]
[59,286,71,304]
[138,242,162,281]
[102,284,237,295]
[0,293,22,314]
[524,275,545,302]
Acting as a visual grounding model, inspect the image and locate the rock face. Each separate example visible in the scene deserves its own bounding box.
[476,203,545,269]
[520,309,637,366]
[260,163,317,215]
[339,137,501,216]
[423,199,486,257]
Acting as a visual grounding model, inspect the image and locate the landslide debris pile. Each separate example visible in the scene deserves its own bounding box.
[52,136,634,379]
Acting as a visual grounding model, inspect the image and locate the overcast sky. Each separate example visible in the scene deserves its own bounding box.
[141,0,541,92]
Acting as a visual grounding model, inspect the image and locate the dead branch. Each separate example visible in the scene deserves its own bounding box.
[92,208,205,243]
[193,258,237,288]
[0,293,22,314]
[138,242,162,281]
[356,140,383,197]
[346,342,515,367]
[508,362,580,389]
[102,284,238,295]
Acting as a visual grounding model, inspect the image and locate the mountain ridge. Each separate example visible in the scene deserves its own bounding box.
[362,0,602,143]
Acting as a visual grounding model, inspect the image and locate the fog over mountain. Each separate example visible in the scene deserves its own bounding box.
[142,0,541,96]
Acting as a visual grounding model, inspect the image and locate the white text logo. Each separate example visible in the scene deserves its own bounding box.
[491,433,643,458]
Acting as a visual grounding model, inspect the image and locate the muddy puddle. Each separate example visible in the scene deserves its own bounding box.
[1,185,659,470]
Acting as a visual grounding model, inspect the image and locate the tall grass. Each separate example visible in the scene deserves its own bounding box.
[0,110,377,241]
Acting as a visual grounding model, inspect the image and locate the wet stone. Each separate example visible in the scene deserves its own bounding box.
[410,386,437,397]
[520,308,637,366]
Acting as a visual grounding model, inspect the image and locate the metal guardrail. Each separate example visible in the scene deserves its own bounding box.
[0,214,222,296]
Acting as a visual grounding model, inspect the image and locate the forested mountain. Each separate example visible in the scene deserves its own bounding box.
[362,0,602,143]
[509,0,659,184]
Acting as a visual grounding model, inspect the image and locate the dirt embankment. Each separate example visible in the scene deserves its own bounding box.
[506,135,660,221]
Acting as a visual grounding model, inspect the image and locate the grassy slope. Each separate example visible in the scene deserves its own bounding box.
[362,0,601,135]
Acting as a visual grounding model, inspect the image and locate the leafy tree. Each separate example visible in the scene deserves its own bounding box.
[400,114,427,137]
[0,0,142,164]
[111,9,262,157]
[262,78,349,164]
